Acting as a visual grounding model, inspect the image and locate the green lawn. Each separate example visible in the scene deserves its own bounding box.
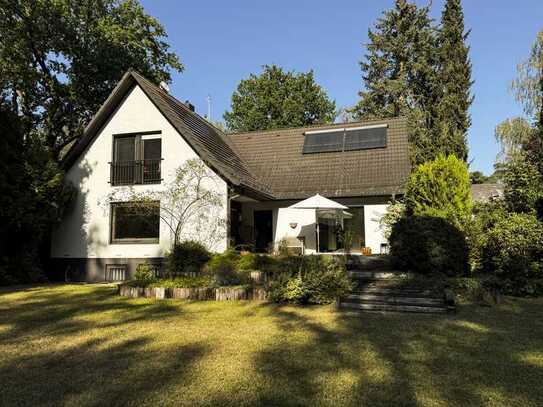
[1,285,542,406]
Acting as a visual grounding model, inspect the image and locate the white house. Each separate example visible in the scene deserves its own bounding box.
[51,71,411,282]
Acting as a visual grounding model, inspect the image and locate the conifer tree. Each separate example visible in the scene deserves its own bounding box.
[436,0,473,161]
[351,0,440,165]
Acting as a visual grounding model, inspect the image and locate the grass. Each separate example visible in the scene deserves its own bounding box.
[1,285,543,406]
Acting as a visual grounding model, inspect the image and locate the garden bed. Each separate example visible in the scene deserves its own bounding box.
[118,284,268,301]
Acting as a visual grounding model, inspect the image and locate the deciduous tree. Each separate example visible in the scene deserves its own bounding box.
[224,65,336,132]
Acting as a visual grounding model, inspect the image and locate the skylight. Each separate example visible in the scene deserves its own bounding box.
[302,124,388,154]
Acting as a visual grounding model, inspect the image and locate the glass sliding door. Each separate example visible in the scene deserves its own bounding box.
[343,207,365,253]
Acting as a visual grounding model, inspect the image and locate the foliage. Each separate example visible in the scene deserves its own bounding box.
[502,155,543,214]
[481,213,543,280]
[352,0,435,120]
[469,171,488,185]
[224,64,336,132]
[434,0,473,162]
[352,0,472,165]
[494,117,535,162]
[499,30,543,176]
[267,256,352,304]
[465,200,508,272]
[134,263,157,286]
[0,0,182,160]
[149,275,215,289]
[164,240,211,277]
[379,201,406,239]
[236,252,278,273]
[389,215,469,276]
[0,0,181,283]
[109,158,227,251]
[511,31,543,121]
[405,154,472,228]
[0,108,76,284]
[203,250,249,286]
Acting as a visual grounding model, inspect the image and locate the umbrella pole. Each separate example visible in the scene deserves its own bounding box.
[316,215,320,254]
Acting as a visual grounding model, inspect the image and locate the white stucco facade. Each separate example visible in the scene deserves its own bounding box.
[363,204,388,255]
[236,198,389,255]
[51,84,228,261]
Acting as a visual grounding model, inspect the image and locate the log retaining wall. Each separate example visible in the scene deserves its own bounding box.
[118,284,268,301]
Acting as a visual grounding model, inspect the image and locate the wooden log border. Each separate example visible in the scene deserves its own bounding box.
[118,284,268,301]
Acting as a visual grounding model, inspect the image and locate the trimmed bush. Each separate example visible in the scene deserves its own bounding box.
[165,240,211,277]
[405,154,472,228]
[389,215,469,276]
[481,213,543,279]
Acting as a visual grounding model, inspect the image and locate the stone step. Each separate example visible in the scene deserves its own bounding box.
[344,293,445,306]
[351,287,441,298]
[346,255,393,271]
[339,301,449,314]
[348,270,409,280]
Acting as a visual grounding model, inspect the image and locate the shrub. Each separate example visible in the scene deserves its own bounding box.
[389,215,469,276]
[502,156,543,214]
[149,275,215,288]
[267,255,352,304]
[236,252,278,273]
[379,201,406,240]
[481,213,543,279]
[303,265,353,304]
[134,263,157,286]
[165,240,211,277]
[466,200,508,272]
[203,250,248,285]
[405,154,472,228]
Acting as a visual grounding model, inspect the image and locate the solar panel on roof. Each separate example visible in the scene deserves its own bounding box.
[302,130,344,154]
[302,125,388,154]
[344,126,387,151]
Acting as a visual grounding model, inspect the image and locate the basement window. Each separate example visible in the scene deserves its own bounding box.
[110,202,160,244]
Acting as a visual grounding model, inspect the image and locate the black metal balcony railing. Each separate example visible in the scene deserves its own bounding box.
[110,159,162,186]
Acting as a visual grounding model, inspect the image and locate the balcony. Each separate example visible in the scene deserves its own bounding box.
[110,159,162,186]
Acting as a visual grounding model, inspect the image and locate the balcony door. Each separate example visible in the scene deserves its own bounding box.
[112,132,162,185]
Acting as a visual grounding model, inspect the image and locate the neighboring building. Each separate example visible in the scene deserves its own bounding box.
[51,71,411,282]
[470,183,504,203]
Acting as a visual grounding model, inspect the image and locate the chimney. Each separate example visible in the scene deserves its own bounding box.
[184,100,195,112]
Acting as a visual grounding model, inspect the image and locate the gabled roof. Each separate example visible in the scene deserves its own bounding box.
[63,70,274,199]
[64,71,411,201]
[228,117,411,200]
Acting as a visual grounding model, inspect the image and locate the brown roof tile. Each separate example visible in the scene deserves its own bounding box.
[228,118,411,199]
[64,71,410,201]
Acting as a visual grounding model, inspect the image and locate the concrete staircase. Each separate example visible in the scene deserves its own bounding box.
[339,256,455,314]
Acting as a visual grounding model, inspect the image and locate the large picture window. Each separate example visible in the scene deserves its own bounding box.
[110,202,160,244]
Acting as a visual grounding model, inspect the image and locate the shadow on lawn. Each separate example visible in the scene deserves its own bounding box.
[1,285,543,406]
[244,301,543,407]
[0,284,182,343]
[0,284,208,406]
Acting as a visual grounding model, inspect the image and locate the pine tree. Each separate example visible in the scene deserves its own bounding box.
[351,0,440,165]
[436,0,473,161]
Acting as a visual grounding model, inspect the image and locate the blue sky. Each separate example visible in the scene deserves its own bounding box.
[140,0,543,175]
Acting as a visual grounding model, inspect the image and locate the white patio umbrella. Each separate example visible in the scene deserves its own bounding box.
[289,194,350,253]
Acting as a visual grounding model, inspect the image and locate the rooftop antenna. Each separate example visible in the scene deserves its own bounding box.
[159,81,170,93]
[207,94,212,122]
